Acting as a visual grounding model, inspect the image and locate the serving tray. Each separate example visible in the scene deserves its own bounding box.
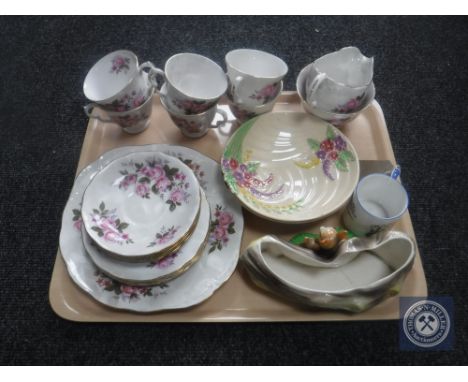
[49,92,427,322]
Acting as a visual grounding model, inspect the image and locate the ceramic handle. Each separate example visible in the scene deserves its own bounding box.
[230,75,245,104]
[307,73,327,99]
[83,103,113,123]
[211,109,228,128]
[139,61,165,93]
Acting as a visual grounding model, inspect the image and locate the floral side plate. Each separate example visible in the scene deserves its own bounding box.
[221,112,360,223]
[60,144,243,312]
[81,151,201,260]
[82,189,210,286]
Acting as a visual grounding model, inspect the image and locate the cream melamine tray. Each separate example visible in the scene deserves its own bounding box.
[49,92,427,322]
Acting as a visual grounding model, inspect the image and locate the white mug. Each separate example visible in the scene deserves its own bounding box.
[342,173,408,236]
[225,49,287,108]
[83,50,162,111]
[156,53,227,115]
[160,88,228,138]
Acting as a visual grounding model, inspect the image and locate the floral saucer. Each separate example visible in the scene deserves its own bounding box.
[222,112,359,223]
[60,145,243,312]
[81,151,201,261]
[82,189,210,286]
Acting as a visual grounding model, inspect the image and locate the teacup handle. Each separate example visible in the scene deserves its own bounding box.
[230,75,245,104]
[307,73,327,102]
[83,103,113,123]
[139,61,165,93]
[211,109,228,128]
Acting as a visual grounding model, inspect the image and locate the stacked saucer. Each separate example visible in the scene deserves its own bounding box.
[60,145,244,312]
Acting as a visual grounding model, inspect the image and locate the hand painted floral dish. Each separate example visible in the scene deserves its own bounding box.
[221,112,360,223]
[241,230,415,312]
[82,189,210,286]
[81,151,201,261]
[60,144,243,312]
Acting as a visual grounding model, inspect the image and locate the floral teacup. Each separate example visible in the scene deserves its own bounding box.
[156,53,228,115]
[297,62,375,127]
[83,50,162,111]
[84,87,154,134]
[160,87,228,138]
[227,81,283,122]
[225,49,287,108]
[305,47,374,113]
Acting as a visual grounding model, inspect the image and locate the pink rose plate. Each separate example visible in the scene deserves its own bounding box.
[81,151,201,261]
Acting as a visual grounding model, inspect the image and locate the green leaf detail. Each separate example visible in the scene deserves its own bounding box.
[246,161,260,173]
[227,227,235,234]
[118,222,129,230]
[151,184,159,194]
[326,125,336,140]
[139,176,151,183]
[335,158,349,172]
[208,245,216,254]
[339,150,355,162]
[169,203,176,212]
[307,138,321,151]
[91,226,102,234]
[99,202,105,211]
[93,209,100,215]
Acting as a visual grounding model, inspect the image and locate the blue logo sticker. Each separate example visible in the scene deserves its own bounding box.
[400,297,453,351]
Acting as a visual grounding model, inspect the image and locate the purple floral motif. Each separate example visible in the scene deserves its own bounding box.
[229,103,256,122]
[333,93,365,113]
[307,126,355,180]
[208,205,236,253]
[172,99,213,115]
[110,55,131,74]
[89,202,133,245]
[222,157,284,199]
[118,157,191,211]
[170,116,204,134]
[72,208,83,231]
[165,154,207,190]
[95,271,168,301]
[249,82,281,104]
[147,252,179,269]
[108,89,147,112]
[147,225,180,248]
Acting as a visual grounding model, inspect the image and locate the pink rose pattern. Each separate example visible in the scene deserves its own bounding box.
[307,126,355,180]
[108,89,148,112]
[147,225,180,248]
[333,93,365,113]
[110,55,131,74]
[72,208,83,231]
[147,251,179,269]
[118,157,191,211]
[208,205,236,253]
[171,116,204,134]
[95,271,169,302]
[171,99,213,115]
[166,154,207,190]
[249,82,281,104]
[89,202,133,245]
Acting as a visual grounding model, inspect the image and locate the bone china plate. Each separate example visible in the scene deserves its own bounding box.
[81,189,210,286]
[60,144,243,312]
[81,151,201,260]
[222,112,359,223]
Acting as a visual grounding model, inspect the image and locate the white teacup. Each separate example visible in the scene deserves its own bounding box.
[155,53,227,115]
[225,49,288,108]
[160,88,228,138]
[84,87,154,134]
[83,50,161,111]
[306,47,374,113]
[227,81,283,122]
[342,173,409,236]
